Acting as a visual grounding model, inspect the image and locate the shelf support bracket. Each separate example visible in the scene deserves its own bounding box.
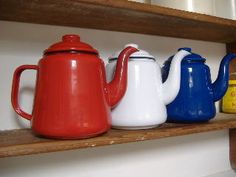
[227,43,236,171]
[226,43,236,73]
[230,128,236,170]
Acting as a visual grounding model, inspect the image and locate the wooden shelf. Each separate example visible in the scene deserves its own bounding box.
[1,0,236,43]
[1,0,236,162]
[0,113,235,158]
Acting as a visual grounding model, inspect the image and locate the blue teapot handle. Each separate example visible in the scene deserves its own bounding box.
[212,53,236,102]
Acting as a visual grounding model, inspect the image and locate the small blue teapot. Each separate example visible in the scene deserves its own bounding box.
[162,48,236,123]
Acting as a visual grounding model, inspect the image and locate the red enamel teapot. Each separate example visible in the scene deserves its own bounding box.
[11,34,138,139]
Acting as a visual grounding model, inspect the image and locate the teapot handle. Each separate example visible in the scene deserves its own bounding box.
[11,65,38,120]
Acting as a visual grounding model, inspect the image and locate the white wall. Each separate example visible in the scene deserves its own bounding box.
[0,21,234,177]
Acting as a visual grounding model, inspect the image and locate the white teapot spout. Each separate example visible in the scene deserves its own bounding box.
[162,49,190,105]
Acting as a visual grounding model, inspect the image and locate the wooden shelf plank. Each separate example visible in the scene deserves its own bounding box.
[0,113,236,158]
[1,0,236,43]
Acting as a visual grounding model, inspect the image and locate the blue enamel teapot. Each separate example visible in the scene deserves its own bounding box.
[162,48,236,123]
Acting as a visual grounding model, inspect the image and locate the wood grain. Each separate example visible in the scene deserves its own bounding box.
[1,0,236,43]
[0,113,236,158]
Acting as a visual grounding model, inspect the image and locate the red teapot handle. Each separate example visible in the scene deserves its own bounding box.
[11,65,38,120]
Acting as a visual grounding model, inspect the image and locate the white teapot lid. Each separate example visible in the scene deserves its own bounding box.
[108,44,156,61]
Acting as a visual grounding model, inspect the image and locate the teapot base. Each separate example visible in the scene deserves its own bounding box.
[112,124,160,130]
[33,129,109,140]
[167,119,211,124]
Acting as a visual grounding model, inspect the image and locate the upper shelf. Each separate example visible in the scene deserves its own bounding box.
[1,0,236,43]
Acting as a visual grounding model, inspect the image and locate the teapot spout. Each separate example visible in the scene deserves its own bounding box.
[212,54,236,102]
[106,46,138,107]
[162,50,190,105]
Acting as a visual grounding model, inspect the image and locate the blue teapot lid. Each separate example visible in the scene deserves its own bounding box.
[178,48,206,61]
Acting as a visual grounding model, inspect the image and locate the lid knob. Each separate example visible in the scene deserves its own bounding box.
[62,34,80,42]
[125,43,139,49]
[178,47,191,52]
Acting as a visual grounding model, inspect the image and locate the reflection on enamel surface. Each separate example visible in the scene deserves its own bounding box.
[187,0,193,11]
[188,67,193,88]
[232,0,236,19]
[71,60,78,94]
[134,64,140,89]
[71,60,77,69]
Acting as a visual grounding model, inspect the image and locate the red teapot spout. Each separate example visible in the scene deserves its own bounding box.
[106,45,138,107]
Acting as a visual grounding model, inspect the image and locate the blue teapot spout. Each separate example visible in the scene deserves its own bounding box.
[212,54,236,102]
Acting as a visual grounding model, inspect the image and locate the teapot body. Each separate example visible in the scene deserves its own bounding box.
[106,46,190,129]
[162,60,216,123]
[107,59,167,129]
[32,53,111,138]
[12,35,138,139]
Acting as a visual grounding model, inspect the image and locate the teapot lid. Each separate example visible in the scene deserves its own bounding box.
[109,44,155,61]
[178,48,206,61]
[44,34,98,54]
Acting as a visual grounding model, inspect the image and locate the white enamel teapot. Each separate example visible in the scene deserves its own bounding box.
[106,44,190,130]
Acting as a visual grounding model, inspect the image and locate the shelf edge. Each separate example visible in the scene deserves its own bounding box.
[1,115,236,158]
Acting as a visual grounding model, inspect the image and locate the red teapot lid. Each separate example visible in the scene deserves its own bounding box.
[44,34,98,54]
